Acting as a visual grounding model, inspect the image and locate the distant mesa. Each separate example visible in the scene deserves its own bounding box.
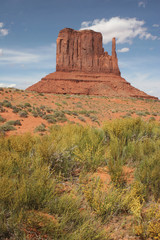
[26,28,157,100]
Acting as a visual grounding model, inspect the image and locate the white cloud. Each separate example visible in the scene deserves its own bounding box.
[138,1,146,8]
[0,83,16,88]
[0,74,45,90]
[0,22,9,36]
[153,24,159,28]
[118,47,130,53]
[0,49,39,64]
[80,17,157,44]
[0,43,56,66]
[0,29,8,36]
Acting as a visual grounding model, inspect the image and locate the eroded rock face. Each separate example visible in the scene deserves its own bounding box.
[56,28,120,75]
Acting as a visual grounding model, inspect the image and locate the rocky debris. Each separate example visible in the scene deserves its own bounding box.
[26,28,158,100]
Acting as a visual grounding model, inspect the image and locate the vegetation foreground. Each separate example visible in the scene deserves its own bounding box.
[0,118,160,239]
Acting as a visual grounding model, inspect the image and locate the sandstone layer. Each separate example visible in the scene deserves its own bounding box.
[26,28,157,100]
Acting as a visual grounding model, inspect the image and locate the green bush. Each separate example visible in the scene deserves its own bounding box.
[0,115,6,122]
[19,110,28,118]
[0,124,16,132]
[12,106,21,113]
[6,120,21,126]
[135,153,160,200]
[32,110,38,117]
[24,102,31,108]
[2,100,12,108]
[34,123,46,132]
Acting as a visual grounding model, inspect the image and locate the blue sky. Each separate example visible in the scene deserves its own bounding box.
[0,0,160,98]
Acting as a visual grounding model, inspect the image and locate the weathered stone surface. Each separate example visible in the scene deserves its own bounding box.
[27,71,157,99]
[26,28,158,100]
[56,28,120,75]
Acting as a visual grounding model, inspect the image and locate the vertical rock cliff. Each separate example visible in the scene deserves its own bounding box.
[56,28,120,75]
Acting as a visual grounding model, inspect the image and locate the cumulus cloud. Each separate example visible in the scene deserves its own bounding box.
[80,17,157,44]
[0,83,16,88]
[117,48,130,53]
[0,22,9,36]
[138,1,146,8]
[0,49,3,56]
[153,24,159,27]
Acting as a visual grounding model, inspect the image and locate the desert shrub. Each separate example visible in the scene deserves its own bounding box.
[64,110,72,115]
[44,111,67,123]
[0,132,106,239]
[28,107,32,112]
[107,156,126,187]
[36,125,105,175]
[74,127,105,171]
[32,110,38,117]
[149,116,156,121]
[2,100,12,108]
[0,124,16,132]
[0,105,5,113]
[0,115,6,122]
[23,210,62,239]
[0,87,4,91]
[16,103,24,109]
[90,115,98,122]
[71,111,78,116]
[46,108,53,113]
[43,114,57,123]
[103,118,160,168]
[78,116,86,122]
[47,118,57,123]
[82,177,144,221]
[55,102,61,107]
[6,120,21,126]
[48,191,105,240]
[19,110,28,118]
[62,100,67,105]
[38,92,44,96]
[135,201,160,239]
[40,105,46,110]
[136,111,146,116]
[135,153,160,200]
[12,106,21,113]
[121,181,144,220]
[36,137,76,177]
[0,150,57,238]
[34,123,46,132]
[24,102,31,108]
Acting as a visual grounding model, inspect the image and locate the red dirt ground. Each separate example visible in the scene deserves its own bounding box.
[0,88,159,136]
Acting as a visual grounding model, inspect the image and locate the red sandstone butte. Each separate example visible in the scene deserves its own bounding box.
[26,28,158,100]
